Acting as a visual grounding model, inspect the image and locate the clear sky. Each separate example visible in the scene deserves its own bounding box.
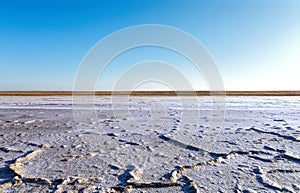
[1,0,300,91]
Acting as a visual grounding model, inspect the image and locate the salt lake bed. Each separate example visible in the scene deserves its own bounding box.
[0,96,299,192]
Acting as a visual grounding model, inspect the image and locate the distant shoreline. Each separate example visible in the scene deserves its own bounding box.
[0,91,300,96]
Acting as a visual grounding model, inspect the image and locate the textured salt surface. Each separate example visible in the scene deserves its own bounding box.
[0,96,299,192]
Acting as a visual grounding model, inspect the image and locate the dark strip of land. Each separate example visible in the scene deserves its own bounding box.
[0,91,300,96]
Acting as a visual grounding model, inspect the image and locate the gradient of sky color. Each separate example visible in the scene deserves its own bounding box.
[0,0,300,91]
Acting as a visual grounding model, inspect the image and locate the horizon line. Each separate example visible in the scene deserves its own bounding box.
[0,91,300,96]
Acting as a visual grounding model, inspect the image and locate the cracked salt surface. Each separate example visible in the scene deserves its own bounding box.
[0,96,300,192]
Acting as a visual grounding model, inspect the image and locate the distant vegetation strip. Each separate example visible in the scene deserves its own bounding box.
[0,91,300,96]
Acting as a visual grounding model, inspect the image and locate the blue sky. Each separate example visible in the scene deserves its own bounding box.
[0,0,300,91]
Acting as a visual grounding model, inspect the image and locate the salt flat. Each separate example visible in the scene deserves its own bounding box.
[0,96,299,192]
